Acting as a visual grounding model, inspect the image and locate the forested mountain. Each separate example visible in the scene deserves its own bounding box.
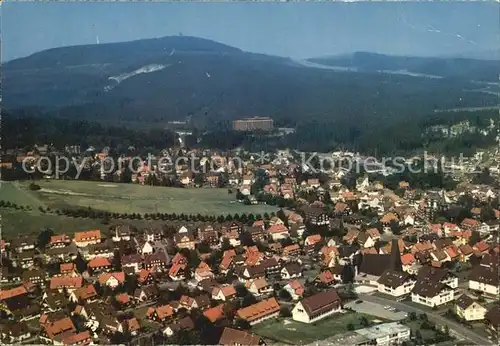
[3,36,499,156]
[3,36,498,129]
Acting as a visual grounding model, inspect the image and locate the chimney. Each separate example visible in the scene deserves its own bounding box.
[390,239,403,272]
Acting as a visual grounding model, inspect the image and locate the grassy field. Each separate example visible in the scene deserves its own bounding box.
[0,181,47,209]
[0,180,277,236]
[16,180,277,215]
[0,209,167,237]
[253,312,385,345]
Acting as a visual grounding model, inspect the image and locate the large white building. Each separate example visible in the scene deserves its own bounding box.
[468,264,499,297]
[292,290,342,324]
[411,281,455,307]
[411,266,458,308]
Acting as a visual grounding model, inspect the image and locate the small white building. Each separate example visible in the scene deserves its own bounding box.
[455,295,487,321]
[292,290,342,324]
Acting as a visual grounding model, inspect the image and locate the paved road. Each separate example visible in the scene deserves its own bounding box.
[358,294,494,345]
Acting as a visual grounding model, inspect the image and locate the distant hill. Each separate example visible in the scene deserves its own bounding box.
[308,51,500,82]
[3,36,498,128]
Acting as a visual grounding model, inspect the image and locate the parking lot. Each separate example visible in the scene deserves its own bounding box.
[345,300,408,321]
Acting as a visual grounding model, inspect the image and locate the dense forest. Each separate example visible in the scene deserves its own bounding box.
[2,108,498,158]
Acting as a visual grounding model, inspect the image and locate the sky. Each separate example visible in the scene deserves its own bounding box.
[2,1,499,61]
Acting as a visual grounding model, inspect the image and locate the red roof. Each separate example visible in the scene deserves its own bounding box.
[0,285,28,300]
[203,304,225,322]
[60,263,75,272]
[288,280,304,296]
[115,293,130,304]
[87,257,111,268]
[305,234,322,245]
[461,218,479,227]
[401,253,416,266]
[74,230,101,242]
[267,224,288,234]
[474,241,489,253]
[62,331,91,346]
[318,270,335,284]
[98,272,125,285]
[50,276,83,290]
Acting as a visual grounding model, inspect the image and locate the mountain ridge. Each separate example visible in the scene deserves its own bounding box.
[3,36,498,128]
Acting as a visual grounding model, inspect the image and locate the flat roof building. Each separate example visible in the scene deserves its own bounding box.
[308,322,411,346]
[233,117,273,132]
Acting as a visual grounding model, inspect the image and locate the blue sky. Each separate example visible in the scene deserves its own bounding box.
[2,1,499,61]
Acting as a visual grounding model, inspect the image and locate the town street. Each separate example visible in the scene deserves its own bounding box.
[358,294,494,345]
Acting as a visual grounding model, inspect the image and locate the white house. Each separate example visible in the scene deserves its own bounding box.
[211,285,237,302]
[98,272,125,289]
[140,241,154,256]
[377,270,416,297]
[411,281,454,307]
[245,278,273,297]
[468,265,499,297]
[267,224,290,241]
[404,214,415,226]
[291,290,342,324]
[455,295,487,321]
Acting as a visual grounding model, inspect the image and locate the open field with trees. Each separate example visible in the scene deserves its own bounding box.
[0,180,277,235]
[17,180,277,215]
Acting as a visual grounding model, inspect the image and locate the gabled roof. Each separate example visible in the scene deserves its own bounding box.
[98,272,125,285]
[74,230,101,242]
[286,280,304,296]
[468,265,499,286]
[299,290,341,317]
[44,317,76,340]
[147,304,174,320]
[283,262,302,276]
[412,280,448,298]
[236,297,280,322]
[401,253,416,266]
[455,294,478,310]
[62,331,90,345]
[317,270,335,284]
[203,304,225,323]
[219,327,261,346]
[49,276,83,290]
[378,270,412,289]
[72,284,97,301]
[87,257,111,268]
[115,293,130,305]
[0,285,28,300]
